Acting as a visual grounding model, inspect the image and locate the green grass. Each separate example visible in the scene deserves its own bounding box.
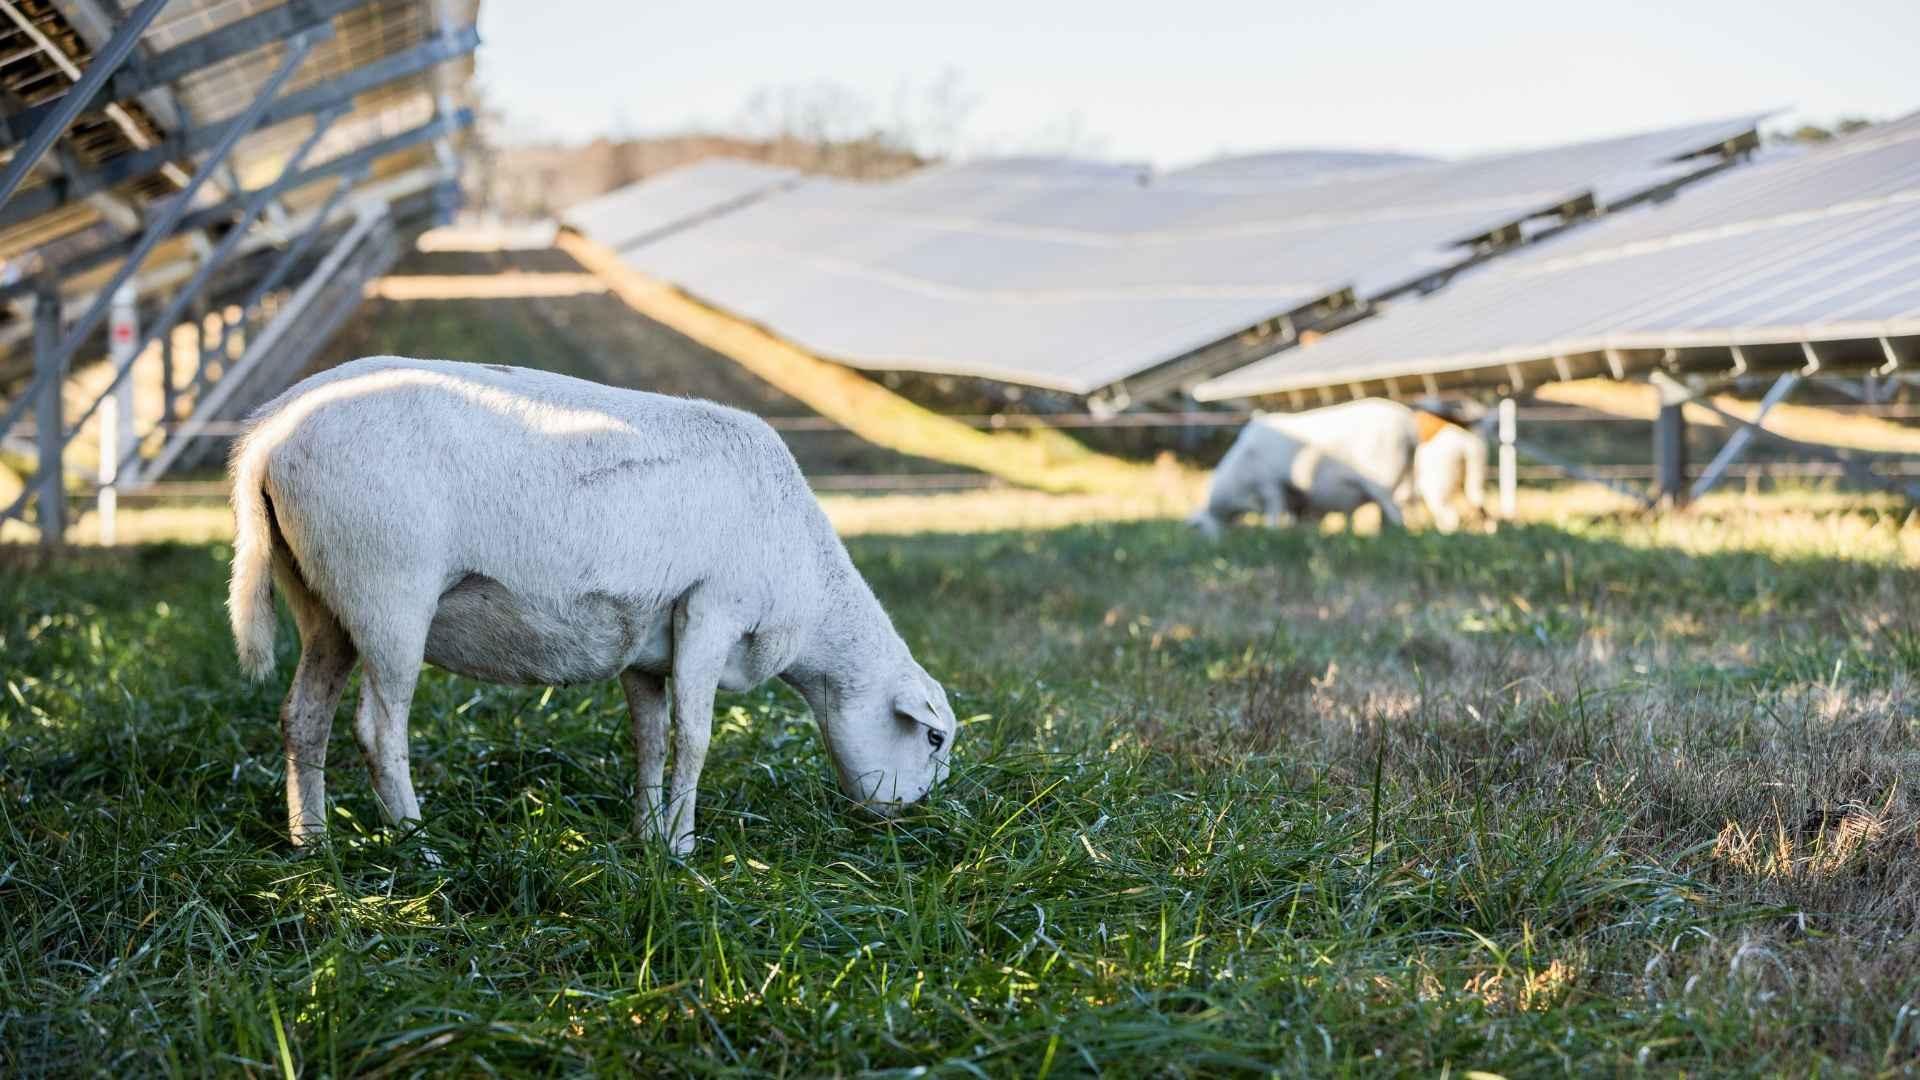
[3,510,1918,1075]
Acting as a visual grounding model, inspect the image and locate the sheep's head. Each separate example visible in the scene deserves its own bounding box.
[1186,508,1227,539]
[810,658,956,817]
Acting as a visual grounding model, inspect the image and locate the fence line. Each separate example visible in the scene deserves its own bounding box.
[26,397,1919,505]
[25,401,1919,442]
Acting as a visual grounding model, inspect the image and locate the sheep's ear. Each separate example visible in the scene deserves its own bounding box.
[892,686,949,736]
[892,689,933,725]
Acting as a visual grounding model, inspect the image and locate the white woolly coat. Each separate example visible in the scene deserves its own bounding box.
[1193,399,1417,533]
[228,357,954,854]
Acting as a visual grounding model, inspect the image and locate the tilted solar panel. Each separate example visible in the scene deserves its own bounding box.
[1192,112,1920,402]
[579,112,1767,398]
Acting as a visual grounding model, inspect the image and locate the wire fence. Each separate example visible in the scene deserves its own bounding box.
[70,397,1918,503]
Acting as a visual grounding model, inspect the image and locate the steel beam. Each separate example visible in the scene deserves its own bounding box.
[0,0,170,207]
[0,0,381,147]
[0,25,478,230]
[1689,372,1800,501]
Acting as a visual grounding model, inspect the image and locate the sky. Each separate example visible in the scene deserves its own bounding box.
[476,0,1920,168]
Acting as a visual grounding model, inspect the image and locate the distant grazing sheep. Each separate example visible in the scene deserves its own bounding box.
[1190,399,1416,536]
[1407,412,1488,532]
[229,357,956,855]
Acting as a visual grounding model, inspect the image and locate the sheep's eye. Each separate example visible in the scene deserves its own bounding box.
[926,728,945,751]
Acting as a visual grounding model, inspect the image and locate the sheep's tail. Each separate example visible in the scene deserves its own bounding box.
[228,435,277,680]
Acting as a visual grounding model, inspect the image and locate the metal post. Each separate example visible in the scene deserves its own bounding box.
[1497,397,1517,519]
[1654,401,1689,507]
[96,286,138,544]
[0,0,171,207]
[189,299,209,397]
[33,287,63,549]
[159,310,175,427]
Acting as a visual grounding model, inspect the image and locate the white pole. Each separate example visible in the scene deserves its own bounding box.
[1498,397,1517,520]
[98,285,138,544]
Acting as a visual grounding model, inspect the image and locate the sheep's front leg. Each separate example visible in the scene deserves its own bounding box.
[620,669,670,842]
[664,607,732,856]
[1257,480,1290,528]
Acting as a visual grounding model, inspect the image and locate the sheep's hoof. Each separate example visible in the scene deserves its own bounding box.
[670,832,696,857]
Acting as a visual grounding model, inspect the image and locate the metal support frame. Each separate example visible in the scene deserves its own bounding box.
[0,107,474,306]
[0,25,479,230]
[138,203,389,481]
[100,103,346,485]
[32,286,62,547]
[207,168,363,362]
[0,33,320,445]
[1689,372,1801,501]
[0,34,325,527]
[0,0,170,207]
[0,0,379,147]
[1685,394,1920,502]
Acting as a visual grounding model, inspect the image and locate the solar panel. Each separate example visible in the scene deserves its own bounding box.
[1192,112,1920,402]
[560,158,802,253]
[575,113,1767,398]
[1160,149,1434,189]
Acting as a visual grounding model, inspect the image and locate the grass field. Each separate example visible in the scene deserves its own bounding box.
[3,501,1918,1075]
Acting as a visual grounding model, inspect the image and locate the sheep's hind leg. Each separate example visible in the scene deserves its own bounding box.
[343,601,435,858]
[277,552,357,847]
[621,669,670,843]
[663,600,735,856]
[1257,480,1291,528]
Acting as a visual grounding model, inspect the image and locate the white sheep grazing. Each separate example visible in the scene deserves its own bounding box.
[228,356,956,855]
[1409,413,1488,532]
[1189,399,1416,537]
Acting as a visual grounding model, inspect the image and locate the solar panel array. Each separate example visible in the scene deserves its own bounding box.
[574,113,1764,397]
[1193,111,1920,402]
